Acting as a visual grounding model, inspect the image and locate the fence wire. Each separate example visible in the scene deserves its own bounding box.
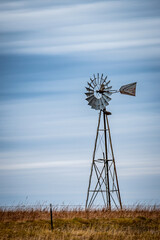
[0,204,159,211]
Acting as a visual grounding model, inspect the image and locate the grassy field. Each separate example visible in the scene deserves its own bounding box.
[0,206,160,240]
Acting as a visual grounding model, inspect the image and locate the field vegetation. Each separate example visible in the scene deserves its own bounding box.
[0,205,160,239]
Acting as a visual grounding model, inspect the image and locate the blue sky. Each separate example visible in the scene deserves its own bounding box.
[0,0,160,206]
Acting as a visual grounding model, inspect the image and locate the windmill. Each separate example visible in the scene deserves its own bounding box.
[85,73,137,210]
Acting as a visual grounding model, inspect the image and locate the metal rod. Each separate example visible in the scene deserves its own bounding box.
[106,115,122,209]
[88,164,105,208]
[94,164,106,206]
[88,165,106,208]
[103,110,111,209]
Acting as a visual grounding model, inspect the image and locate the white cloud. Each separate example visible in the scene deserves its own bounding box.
[0,159,89,170]
[11,38,160,55]
[1,156,159,177]
[0,1,160,55]
[119,162,160,176]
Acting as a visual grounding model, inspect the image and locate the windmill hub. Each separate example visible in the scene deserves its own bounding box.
[94,89,101,99]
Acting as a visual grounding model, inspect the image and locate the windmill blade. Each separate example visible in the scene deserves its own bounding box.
[101,96,109,106]
[99,99,104,110]
[103,80,110,86]
[103,93,112,102]
[89,98,100,110]
[103,90,112,96]
[96,99,101,109]
[105,85,112,90]
[85,87,94,92]
[97,73,99,84]
[88,99,99,110]
[101,76,107,85]
[85,92,94,97]
[86,94,94,102]
[100,74,103,85]
[90,99,100,109]
[100,98,107,109]
[90,78,96,86]
[87,82,94,89]
[91,105,100,110]
[119,82,137,96]
[91,102,100,110]
[88,96,98,106]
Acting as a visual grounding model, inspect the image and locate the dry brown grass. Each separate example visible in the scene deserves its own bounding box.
[0,206,160,240]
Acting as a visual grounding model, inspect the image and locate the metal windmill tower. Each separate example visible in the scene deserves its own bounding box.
[85,74,137,210]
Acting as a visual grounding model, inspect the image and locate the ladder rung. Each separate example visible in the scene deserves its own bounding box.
[95,159,113,162]
[89,190,107,192]
[98,129,108,131]
[89,190,118,192]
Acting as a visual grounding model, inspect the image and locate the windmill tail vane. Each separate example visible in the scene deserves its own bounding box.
[119,82,137,96]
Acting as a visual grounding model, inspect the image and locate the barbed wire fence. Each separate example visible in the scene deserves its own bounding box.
[1,203,159,231]
[0,203,159,211]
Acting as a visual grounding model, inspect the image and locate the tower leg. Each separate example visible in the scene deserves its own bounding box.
[85,111,101,209]
[106,115,122,209]
[103,110,111,209]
